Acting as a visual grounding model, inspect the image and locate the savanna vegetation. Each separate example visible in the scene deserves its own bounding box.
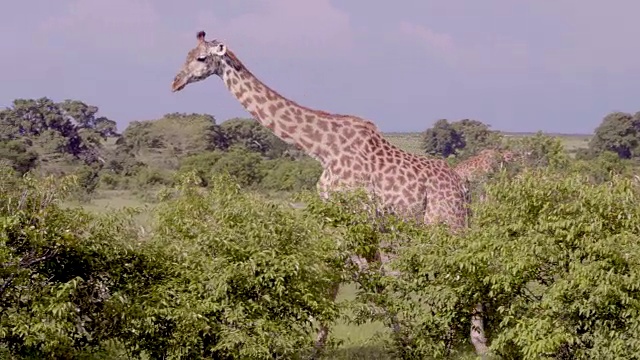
[3,97,640,359]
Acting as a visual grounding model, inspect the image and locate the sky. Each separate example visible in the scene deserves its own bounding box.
[1,0,639,134]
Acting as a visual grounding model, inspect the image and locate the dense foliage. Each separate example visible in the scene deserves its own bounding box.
[3,96,640,359]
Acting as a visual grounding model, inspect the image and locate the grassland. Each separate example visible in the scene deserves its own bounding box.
[383,131,591,155]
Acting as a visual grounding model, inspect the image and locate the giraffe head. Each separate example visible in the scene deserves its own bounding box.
[171,31,229,92]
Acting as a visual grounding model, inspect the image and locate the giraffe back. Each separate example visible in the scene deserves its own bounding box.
[317,117,469,230]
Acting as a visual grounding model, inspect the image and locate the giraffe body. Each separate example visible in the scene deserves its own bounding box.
[171,32,468,229]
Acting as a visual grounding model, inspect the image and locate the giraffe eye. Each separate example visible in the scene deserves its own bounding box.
[196,55,207,62]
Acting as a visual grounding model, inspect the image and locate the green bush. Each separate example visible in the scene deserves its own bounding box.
[0,165,167,359]
[177,150,224,186]
[118,172,345,359]
[385,168,640,359]
[210,146,266,188]
[260,158,323,193]
[134,166,174,188]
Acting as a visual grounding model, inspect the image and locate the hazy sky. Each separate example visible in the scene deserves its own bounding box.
[2,0,639,134]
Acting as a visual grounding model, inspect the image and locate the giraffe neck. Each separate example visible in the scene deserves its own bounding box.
[217,52,334,164]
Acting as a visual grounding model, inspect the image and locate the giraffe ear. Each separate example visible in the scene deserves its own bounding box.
[209,43,227,56]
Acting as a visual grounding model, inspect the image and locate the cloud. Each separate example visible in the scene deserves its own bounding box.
[192,0,354,59]
[38,0,162,55]
[398,21,530,73]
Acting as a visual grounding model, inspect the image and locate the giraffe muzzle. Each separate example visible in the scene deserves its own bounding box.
[171,75,187,92]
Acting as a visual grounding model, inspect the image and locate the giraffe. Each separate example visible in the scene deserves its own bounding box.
[454,148,519,183]
[171,31,487,356]
[454,147,530,213]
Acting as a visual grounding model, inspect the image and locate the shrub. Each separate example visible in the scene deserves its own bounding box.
[260,158,322,193]
[210,146,266,188]
[386,168,640,359]
[119,172,345,359]
[0,165,166,359]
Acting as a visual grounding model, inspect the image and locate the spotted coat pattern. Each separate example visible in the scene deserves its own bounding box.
[172,32,469,230]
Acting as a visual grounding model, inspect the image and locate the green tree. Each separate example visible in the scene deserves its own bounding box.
[259,157,323,192]
[589,111,640,159]
[0,98,111,171]
[422,119,464,157]
[0,140,38,175]
[58,99,119,138]
[220,117,294,158]
[177,150,224,186]
[451,119,502,157]
[210,146,266,187]
[120,113,222,168]
[423,119,500,158]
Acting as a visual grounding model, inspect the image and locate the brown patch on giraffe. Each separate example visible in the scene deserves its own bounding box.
[317,120,330,132]
[268,103,280,116]
[340,155,354,167]
[326,133,337,144]
[254,95,267,104]
[241,99,252,108]
[352,137,364,148]
[265,89,277,101]
[384,165,397,174]
[281,114,294,123]
[342,127,356,139]
[225,78,232,88]
[232,77,239,85]
[317,148,330,159]
[234,88,248,99]
[397,175,407,186]
[282,124,297,134]
[257,107,268,119]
